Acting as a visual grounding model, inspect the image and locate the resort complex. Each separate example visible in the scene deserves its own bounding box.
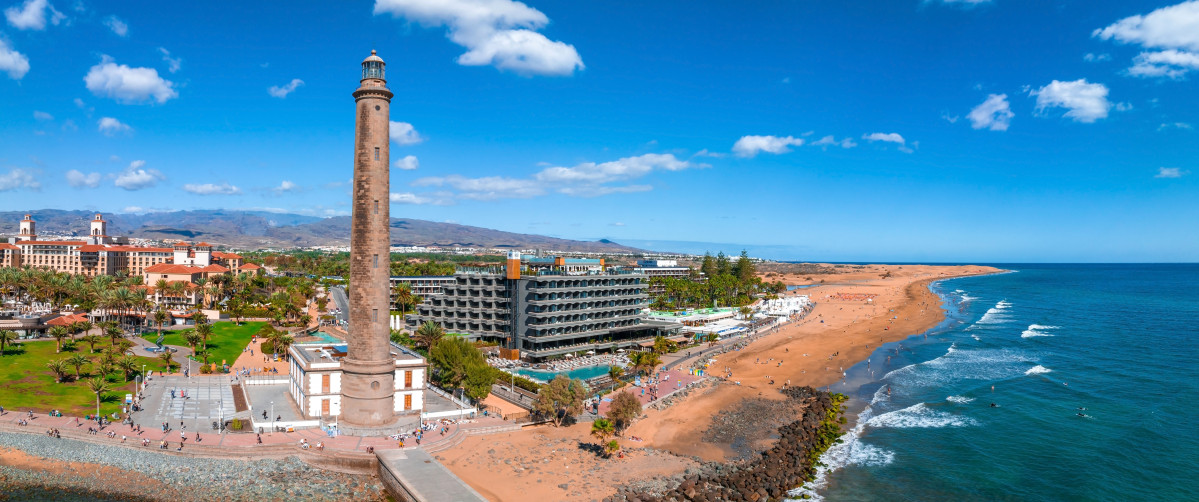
[404,251,684,359]
[2,213,259,280]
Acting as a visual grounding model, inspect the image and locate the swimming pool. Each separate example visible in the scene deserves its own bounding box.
[311,331,343,343]
[513,365,613,382]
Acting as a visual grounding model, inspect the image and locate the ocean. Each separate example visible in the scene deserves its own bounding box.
[791,264,1199,501]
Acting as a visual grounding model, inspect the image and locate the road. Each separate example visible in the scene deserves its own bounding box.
[330,286,350,324]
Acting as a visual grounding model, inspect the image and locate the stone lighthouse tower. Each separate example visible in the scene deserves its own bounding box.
[341,50,396,427]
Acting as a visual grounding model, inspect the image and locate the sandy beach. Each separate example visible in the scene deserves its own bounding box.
[439,263,1001,501]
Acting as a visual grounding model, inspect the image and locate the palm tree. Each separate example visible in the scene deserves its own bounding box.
[45,359,69,383]
[0,329,16,355]
[706,332,719,347]
[49,326,69,353]
[267,331,294,359]
[103,322,123,348]
[392,282,414,331]
[414,321,445,351]
[153,308,169,345]
[86,377,110,419]
[630,351,662,377]
[195,322,213,360]
[651,335,670,355]
[591,418,615,452]
[158,351,176,373]
[116,355,138,382]
[97,360,115,379]
[66,354,90,379]
[79,334,103,353]
[608,365,625,382]
[183,331,203,358]
[70,320,93,341]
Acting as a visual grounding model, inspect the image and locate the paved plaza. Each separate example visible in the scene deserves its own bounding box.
[138,375,236,431]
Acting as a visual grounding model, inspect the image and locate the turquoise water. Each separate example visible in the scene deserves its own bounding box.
[794,264,1199,501]
[514,365,613,382]
[311,331,342,343]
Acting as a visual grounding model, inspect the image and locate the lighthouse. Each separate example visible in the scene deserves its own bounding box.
[340,50,396,426]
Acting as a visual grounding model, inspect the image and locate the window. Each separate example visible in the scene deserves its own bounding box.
[373,199,379,214]
[374,147,380,161]
[373,254,379,268]
[372,309,378,321]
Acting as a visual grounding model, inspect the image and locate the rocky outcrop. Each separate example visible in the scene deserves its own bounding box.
[607,386,844,502]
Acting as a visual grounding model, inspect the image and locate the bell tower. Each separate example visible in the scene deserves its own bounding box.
[18,214,36,242]
[340,50,396,427]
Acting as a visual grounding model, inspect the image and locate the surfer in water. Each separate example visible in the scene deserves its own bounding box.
[990,403,999,408]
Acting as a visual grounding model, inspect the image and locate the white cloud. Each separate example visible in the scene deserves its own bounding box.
[862,132,906,144]
[0,168,38,191]
[374,0,584,76]
[810,135,857,149]
[414,174,544,200]
[414,153,699,201]
[33,110,52,120]
[1094,0,1199,52]
[389,121,424,145]
[534,153,694,184]
[273,180,300,193]
[183,182,240,195]
[941,113,960,124]
[84,56,178,104]
[97,116,131,135]
[102,15,126,36]
[1084,53,1111,62]
[267,78,304,98]
[4,0,64,30]
[610,222,625,227]
[967,94,1014,131]
[395,155,419,170]
[389,192,449,205]
[1155,167,1187,178]
[65,169,100,188]
[113,160,165,190]
[158,47,181,73]
[1158,122,1193,131]
[0,38,30,79]
[1127,49,1199,78]
[731,135,804,157]
[1030,79,1111,123]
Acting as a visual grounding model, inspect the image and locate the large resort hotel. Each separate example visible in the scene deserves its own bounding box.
[406,252,682,359]
[0,213,261,280]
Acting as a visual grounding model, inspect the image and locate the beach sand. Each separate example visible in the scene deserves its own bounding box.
[439,263,1000,501]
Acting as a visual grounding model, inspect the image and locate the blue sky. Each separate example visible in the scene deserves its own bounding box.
[0,0,1196,262]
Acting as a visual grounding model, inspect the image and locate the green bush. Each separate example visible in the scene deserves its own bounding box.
[230,418,243,431]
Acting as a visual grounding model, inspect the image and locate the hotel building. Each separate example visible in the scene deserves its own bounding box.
[405,252,680,359]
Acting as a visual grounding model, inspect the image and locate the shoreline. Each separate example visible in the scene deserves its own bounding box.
[439,263,1002,501]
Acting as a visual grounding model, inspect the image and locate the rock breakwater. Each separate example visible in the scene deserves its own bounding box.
[607,386,846,502]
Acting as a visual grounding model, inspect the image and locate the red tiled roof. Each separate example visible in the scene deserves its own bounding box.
[195,242,212,247]
[213,252,242,259]
[200,264,229,273]
[46,313,88,326]
[241,263,261,270]
[0,243,17,250]
[17,241,86,246]
[79,245,105,252]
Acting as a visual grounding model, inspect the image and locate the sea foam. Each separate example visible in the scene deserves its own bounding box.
[973,300,1013,326]
[946,395,975,404]
[867,403,978,429]
[1025,365,1052,375]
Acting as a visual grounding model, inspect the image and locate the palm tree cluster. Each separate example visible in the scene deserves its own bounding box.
[648,250,787,310]
[0,266,320,334]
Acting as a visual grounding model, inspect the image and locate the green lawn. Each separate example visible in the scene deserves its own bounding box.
[141,321,265,367]
[0,340,169,417]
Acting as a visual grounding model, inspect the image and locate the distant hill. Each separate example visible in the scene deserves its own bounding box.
[0,210,646,253]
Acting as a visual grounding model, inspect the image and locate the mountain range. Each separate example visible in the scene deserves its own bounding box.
[0,210,646,253]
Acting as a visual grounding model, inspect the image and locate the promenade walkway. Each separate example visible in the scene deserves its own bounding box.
[0,407,511,457]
